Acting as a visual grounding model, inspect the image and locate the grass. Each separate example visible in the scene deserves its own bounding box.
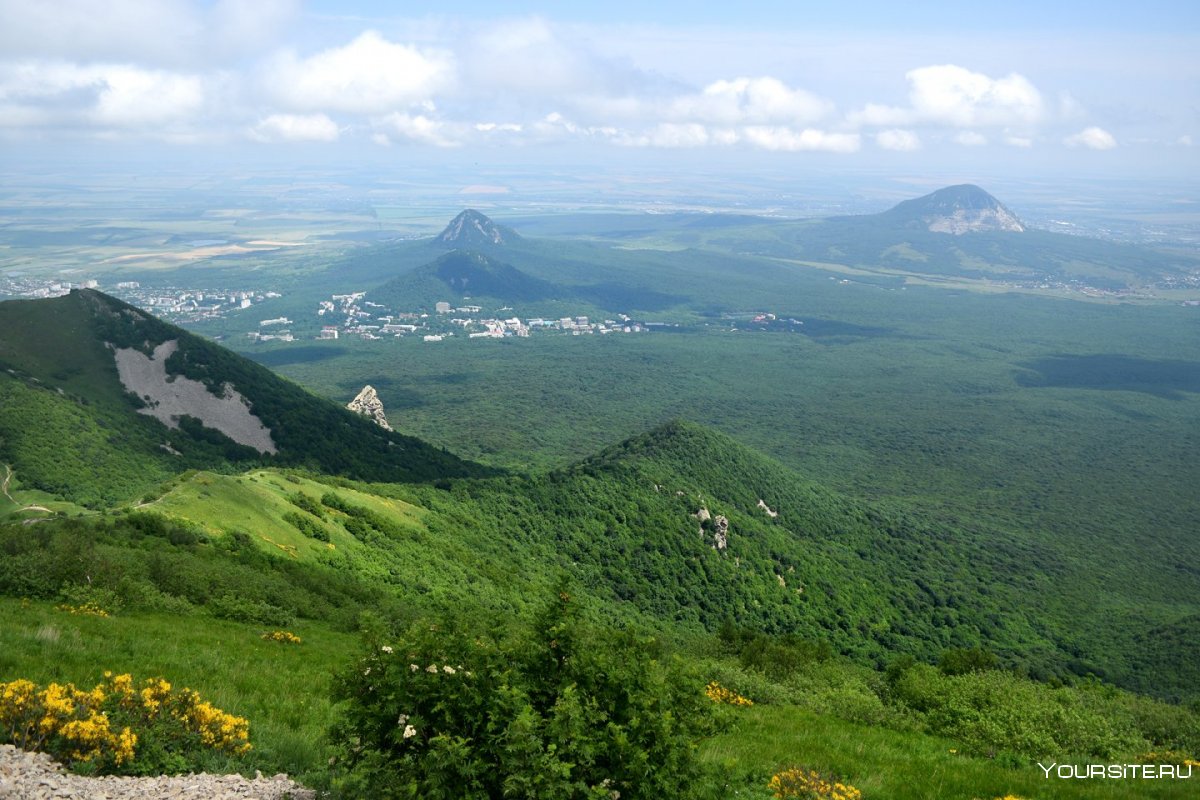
[0,596,355,783]
[701,705,1196,800]
[147,469,427,564]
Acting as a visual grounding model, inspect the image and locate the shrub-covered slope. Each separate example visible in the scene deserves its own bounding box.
[0,290,488,506]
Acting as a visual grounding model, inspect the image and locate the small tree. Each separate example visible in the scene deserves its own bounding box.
[330,587,718,799]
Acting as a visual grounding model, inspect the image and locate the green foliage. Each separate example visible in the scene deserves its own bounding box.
[0,290,490,509]
[938,647,998,676]
[287,491,326,519]
[283,511,331,542]
[330,589,720,800]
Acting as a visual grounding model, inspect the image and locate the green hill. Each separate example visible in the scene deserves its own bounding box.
[0,290,487,507]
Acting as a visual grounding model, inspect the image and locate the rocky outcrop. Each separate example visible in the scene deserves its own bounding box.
[884,184,1025,234]
[0,744,313,799]
[435,210,518,247]
[346,385,392,431]
[712,515,729,550]
[756,499,778,518]
[112,340,277,455]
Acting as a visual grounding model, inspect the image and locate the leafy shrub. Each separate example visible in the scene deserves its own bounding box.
[283,511,331,542]
[330,588,719,799]
[208,594,294,627]
[938,647,997,676]
[0,673,250,775]
[287,492,326,519]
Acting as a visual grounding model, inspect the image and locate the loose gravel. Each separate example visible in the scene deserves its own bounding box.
[0,745,315,799]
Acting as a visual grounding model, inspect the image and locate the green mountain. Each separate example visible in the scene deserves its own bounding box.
[367,246,684,313]
[433,209,521,248]
[877,183,1026,233]
[0,290,486,507]
[370,249,558,308]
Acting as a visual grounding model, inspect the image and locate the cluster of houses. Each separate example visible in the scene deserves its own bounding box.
[0,276,282,326]
[312,293,647,342]
[0,276,105,299]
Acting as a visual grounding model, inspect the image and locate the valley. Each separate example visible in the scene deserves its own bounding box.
[2,183,1198,798]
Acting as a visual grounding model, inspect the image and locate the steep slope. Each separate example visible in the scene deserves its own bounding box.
[0,290,487,506]
[433,209,520,248]
[433,420,1192,698]
[879,184,1025,234]
[368,250,559,309]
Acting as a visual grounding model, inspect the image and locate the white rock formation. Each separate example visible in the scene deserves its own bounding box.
[112,340,277,454]
[347,385,393,431]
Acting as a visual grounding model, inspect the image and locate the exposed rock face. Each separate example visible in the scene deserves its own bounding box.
[435,210,518,247]
[347,385,392,431]
[885,184,1025,234]
[112,339,277,455]
[712,515,729,551]
[757,499,778,518]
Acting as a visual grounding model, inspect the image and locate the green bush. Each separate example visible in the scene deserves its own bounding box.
[330,588,720,799]
[207,594,294,627]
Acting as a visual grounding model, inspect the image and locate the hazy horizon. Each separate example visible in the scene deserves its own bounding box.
[1,0,1197,180]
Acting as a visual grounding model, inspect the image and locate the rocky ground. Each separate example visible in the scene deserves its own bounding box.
[0,745,315,799]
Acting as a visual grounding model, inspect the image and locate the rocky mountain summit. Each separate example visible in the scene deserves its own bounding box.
[346,384,392,431]
[884,184,1025,234]
[434,209,519,247]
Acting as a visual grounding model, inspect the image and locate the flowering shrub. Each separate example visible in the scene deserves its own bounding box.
[768,767,862,800]
[705,681,753,707]
[1138,750,1200,767]
[0,673,250,775]
[56,602,110,617]
[331,587,718,799]
[261,630,302,644]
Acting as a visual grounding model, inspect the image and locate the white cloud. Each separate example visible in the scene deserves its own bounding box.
[1005,135,1034,148]
[875,129,921,151]
[1178,135,1194,147]
[851,64,1043,129]
[0,0,298,66]
[669,77,832,125]
[1064,126,1117,150]
[376,112,463,147]
[0,60,204,130]
[92,66,204,126]
[464,17,603,96]
[249,113,339,143]
[741,127,860,153]
[264,31,450,114]
[954,131,987,146]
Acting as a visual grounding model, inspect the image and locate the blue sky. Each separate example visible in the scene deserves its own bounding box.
[0,0,1196,176]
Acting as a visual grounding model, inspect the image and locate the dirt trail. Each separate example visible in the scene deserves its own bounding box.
[1,464,53,514]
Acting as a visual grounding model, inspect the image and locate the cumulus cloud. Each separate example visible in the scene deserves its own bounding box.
[851,64,1043,129]
[875,129,920,151]
[741,127,860,153]
[263,31,450,114]
[376,112,464,147]
[669,77,832,125]
[954,131,988,146]
[249,113,339,143]
[1005,135,1034,148]
[1064,126,1117,150]
[0,60,204,131]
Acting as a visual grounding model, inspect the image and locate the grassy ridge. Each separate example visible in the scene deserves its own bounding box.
[0,597,354,781]
[703,705,1197,800]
